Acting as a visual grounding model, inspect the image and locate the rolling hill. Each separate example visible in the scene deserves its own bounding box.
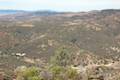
[0,9,120,79]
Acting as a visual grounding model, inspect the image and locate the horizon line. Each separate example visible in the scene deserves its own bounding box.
[0,8,120,13]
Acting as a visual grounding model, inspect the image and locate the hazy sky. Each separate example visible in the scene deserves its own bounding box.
[0,0,120,12]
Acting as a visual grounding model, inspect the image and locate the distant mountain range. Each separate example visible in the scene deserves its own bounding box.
[0,10,60,16]
[0,10,25,14]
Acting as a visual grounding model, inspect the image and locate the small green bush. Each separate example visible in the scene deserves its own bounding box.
[49,66,64,75]
[15,66,41,80]
[50,47,72,66]
[66,67,79,80]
